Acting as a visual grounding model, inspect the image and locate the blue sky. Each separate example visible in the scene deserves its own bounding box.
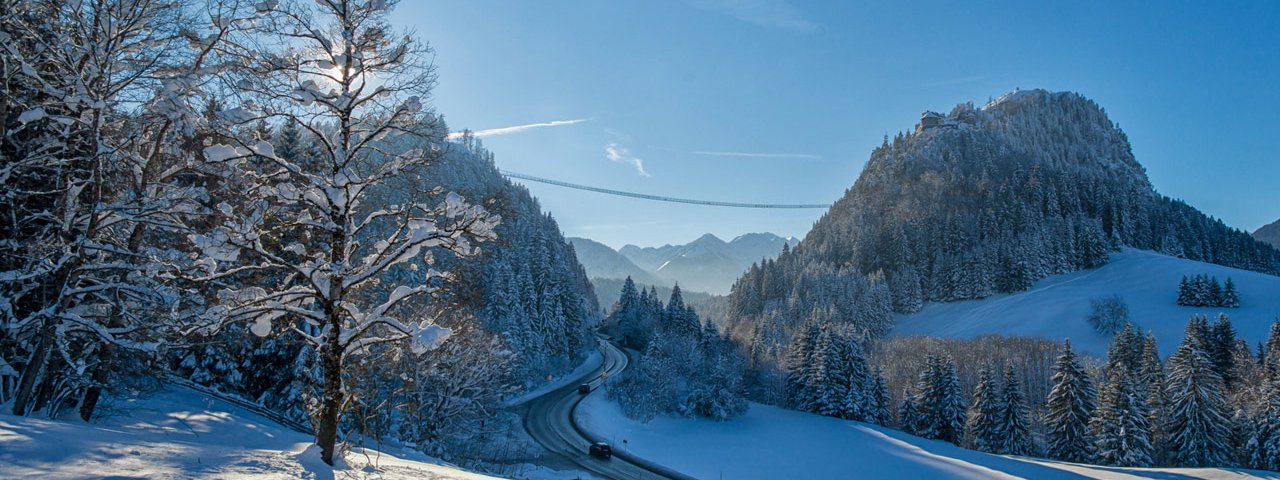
[397,0,1280,249]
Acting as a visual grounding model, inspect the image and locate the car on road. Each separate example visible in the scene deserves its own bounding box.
[588,442,612,459]
[578,384,591,394]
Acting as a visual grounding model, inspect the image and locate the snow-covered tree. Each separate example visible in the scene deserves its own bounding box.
[1209,314,1239,389]
[998,364,1033,456]
[1086,295,1129,335]
[1092,328,1152,467]
[1165,317,1233,467]
[965,365,1002,453]
[1,0,232,419]
[1045,339,1096,462]
[784,323,820,411]
[898,386,921,434]
[195,1,499,465]
[1248,370,1280,470]
[809,325,871,420]
[917,354,965,444]
[1222,277,1241,308]
[1140,332,1168,460]
[869,365,891,426]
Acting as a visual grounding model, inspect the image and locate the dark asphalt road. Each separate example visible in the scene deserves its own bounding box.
[522,336,696,480]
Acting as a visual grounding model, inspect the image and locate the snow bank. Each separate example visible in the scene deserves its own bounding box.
[0,387,500,479]
[504,350,602,408]
[576,393,1275,479]
[894,249,1280,356]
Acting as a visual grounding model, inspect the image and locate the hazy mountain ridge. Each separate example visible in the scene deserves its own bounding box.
[584,233,800,295]
[1255,218,1280,249]
[567,237,667,287]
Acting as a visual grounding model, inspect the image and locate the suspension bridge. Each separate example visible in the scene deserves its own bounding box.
[498,170,832,209]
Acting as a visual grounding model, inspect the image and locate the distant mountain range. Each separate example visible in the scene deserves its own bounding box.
[1255,218,1280,249]
[568,233,798,295]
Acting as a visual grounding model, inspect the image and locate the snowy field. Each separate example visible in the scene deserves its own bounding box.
[894,249,1280,356]
[0,387,585,480]
[576,393,1276,479]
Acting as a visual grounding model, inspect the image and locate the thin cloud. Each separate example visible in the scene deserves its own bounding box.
[446,118,590,140]
[606,143,650,177]
[692,150,822,160]
[688,0,818,32]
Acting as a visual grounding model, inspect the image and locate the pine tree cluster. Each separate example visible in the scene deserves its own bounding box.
[1177,275,1241,308]
[783,322,890,425]
[899,354,966,444]
[608,280,749,421]
[965,364,1033,455]
[878,314,1280,471]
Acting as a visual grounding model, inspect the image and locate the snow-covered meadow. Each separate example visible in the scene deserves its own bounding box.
[576,392,1276,480]
[894,249,1280,356]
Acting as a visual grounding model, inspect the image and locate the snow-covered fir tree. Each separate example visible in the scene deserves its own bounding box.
[1248,369,1280,470]
[916,354,965,445]
[1091,327,1153,467]
[1165,317,1234,467]
[1222,277,1241,308]
[869,365,892,426]
[965,365,1002,453]
[1209,314,1240,390]
[783,322,822,411]
[809,325,872,420]
[1140,332,1168,461]
[1045,339,1096,462]
[998,364,1034,456]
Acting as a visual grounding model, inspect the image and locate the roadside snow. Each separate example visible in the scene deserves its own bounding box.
[576,393,1276,479]
[0,387,500,480]
[894,248,1280,356]
[504,350,602,408]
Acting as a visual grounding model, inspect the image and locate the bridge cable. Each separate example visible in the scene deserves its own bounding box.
[499,170,831,209]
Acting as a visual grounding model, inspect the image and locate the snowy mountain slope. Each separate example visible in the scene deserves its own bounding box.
[651,234,745,295]
[0,387,508,480]
[1256,218,1280,249]
[894,248,1280,357]
[576,393,1276,480]
[567,237,667,286]
[618,243,681,272]
[727,89,1280,364]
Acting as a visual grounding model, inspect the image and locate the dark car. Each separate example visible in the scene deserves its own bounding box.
[578,383,591,394]
[589,442,612,459]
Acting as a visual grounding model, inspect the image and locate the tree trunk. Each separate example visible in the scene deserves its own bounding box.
[78,346,113,421]
[316,320,343,465]
[12,320,55,415]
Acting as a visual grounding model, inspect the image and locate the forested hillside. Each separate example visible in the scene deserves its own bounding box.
[728,90,1280,362]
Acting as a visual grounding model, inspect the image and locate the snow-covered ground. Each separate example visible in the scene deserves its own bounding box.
[894,248,1280,356]
[0,387,585,480]
[505,350,602,408]
[576,393,1276,479]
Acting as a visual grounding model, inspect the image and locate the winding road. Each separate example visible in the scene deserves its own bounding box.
[522,336,696,480]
